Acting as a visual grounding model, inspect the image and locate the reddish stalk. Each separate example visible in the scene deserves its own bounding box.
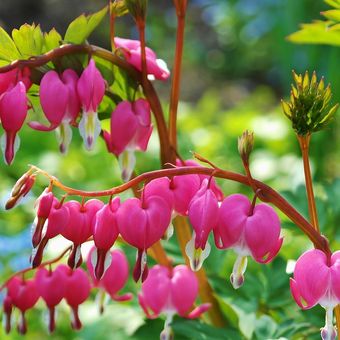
[29,164,331,255]
[297,134,319,232]
[169,0,188,153]
[0,43,171,167]
[0,245,72,292]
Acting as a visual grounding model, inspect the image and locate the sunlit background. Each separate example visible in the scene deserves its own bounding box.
[0,0,339,339]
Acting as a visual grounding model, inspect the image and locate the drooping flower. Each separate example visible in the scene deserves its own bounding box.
[0,81,28,165]
[61,199,104,269]
[176,159,224,201]
[77,59,105,150]
[290,249,340,340]
[5,276,40,334]
[139,264,210,339]
[186,178,219,271]
[214,193,283,289]
[86,246,132,313]
[29,69,80,154]
[31,197,70,268]
[35,267,66,333]
[56,265,91,330]
[143,175,201,240]
[117,195,172,282]
[31,189,55,248]
[0,67,31,95]
[92,197,120,280]
[114,37,170,81]
[103,99,153,181]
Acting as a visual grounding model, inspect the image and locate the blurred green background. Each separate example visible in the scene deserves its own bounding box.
[0,0,339,339]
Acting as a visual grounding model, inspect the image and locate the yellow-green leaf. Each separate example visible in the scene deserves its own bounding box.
[322,9,340,21]
[64,6,108,44]
[43,28,62,52]
[0,27,20,61]
[12,24,44,58]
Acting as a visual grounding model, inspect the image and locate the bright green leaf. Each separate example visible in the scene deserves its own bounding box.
[287,21,340,46]
[12,24,44,57]
[43,28,62,52]
[0,26,20,61]
[64,6,108,44]
[322,9,340,21]
[325,0,340,9]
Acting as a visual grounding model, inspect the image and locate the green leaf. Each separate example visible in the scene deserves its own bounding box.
[325,0,340,9]
[12,24,44,58]
[43,28,62,52]
[322,9,340,21]
[0,26,20,61]
[287,21,340,46]
[64,6,108,44]
[255,315,277,339]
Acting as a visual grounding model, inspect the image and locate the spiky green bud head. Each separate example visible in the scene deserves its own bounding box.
[238,130,254,165]
[281,70,339,136]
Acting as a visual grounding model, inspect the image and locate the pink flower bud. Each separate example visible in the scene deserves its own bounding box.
[176,159,224,201]
[5,172,35,210]
[290,249,340,340]
[114,37,170,81]
[35,267,66,332]
[6,276,40,334]
[31,197,70,268]
[103,99,153,181]
[62,199,104,269]
[56,265,91,330]
[32,189,55,247]
[92,198,120,280]
[186,179,219,271]
[0,81,27,164]
[139,264,210,338]
[77,59,105,150]
[117,196,172,282]
[215,193,283,288]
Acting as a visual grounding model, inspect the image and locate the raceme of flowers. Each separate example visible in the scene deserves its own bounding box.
[0,37,168,180]
[3,159,287,337]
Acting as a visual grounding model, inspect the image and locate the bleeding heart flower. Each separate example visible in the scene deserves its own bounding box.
[214,193,283,289]
[35,267,66,333]
[139,264,210,339]
[92,197,120,280]
[29,69,80,154]
[31,197,70,268]
[290,249,340,340]
[117,195,172,282]
[56,265,91,330]
[103,99,153,181]
[186,178,219,271]
[61,199,104,269]
[114,37,170,81]
[5,276,40,334]
[77,59,105,150]
[176,159,224,201]
[86,246,132,313]
[0,81,28,165]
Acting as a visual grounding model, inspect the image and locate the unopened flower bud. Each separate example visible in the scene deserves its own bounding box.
[5,173,36,210]
[238,130,254,166]
[125,0,147,22]
[281,70,339,136]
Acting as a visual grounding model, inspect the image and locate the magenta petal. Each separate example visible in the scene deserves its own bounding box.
[28,121,59,131]
[245,203,281,261]
[186,303,211,319]
[171,265,198,316]
[290,278,314,309]
[292,249,330,309]
[330,251,340,300]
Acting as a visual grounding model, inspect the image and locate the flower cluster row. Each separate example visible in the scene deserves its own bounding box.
[0,37,169,171]
[3,246,207,336]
